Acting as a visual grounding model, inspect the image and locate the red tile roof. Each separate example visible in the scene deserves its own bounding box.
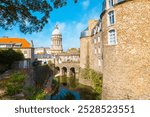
[0,37,31,48]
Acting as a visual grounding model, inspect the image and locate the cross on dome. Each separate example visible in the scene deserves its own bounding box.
[55,24,59,29]
[52,24,61,35]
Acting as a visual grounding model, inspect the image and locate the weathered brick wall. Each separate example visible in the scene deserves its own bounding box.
[102,0,150,99]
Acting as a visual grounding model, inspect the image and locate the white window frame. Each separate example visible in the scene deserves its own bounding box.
[98,59,101,66]
[108,29,117,45]
[98,46,101,54]
[94,38,97,44]
[108,10,115,26]
[109,0,114,8]
[93,29,96,35]
[98,36,100,42]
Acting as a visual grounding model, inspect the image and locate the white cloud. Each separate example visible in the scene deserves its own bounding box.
[82,0,90,10]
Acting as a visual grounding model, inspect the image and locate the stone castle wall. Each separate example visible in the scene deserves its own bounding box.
[80,36,90,69]
[90,32,103,73]
[102,0,150,99]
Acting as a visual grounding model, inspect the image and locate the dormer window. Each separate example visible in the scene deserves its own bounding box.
[117,0,125,3]
[109,0,114,8]
[108,11,115,25]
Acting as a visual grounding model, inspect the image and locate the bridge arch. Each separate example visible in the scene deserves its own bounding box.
[70,67,75,77]
[55,62,80,78]
[62,67,67,76]
[55,66,60,74]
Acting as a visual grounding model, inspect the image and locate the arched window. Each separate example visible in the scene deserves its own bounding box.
[108,29,117,45]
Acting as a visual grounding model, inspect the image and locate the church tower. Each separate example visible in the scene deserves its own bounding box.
[50,25,63,54]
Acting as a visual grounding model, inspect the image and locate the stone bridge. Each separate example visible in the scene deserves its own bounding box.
[55,62,80,78]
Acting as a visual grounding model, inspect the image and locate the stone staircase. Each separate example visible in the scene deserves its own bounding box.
[0,70,12,99]
[0,70,12,81]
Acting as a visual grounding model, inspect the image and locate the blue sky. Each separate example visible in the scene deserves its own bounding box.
[0,0,103,51]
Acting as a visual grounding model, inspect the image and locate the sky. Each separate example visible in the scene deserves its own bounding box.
[0,0,103,51]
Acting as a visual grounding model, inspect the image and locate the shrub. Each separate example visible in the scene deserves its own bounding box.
[0,49,24,68]
[35,90,47,100]
[6,72,25,96]
[80,68,103,94]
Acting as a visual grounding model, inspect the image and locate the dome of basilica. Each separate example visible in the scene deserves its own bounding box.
[52,25,61,35]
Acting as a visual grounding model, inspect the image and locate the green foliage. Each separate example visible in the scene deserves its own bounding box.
[69,77,77,88]
[24,86,36,100]
[0,49,24,68]
[0,0,78,34]
[35,90,47,100]
[6,72,25,96]
[33,65,51,88]
[25,87,47,100]
[80,68,103,94]
[9,72,25,83]
[77,84,100,100]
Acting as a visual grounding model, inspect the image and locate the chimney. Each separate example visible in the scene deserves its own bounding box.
[30,40,34,48]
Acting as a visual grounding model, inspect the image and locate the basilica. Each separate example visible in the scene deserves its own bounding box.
[34,25,80,65]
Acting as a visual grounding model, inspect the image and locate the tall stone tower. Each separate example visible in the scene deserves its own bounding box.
[101,0,150,99]
[50,25,63,54]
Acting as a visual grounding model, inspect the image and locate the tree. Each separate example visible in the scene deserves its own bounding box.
[0,0,78,34]
[0,49,24,67]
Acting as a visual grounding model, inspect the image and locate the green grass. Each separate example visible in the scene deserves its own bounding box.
[6,72,25,96]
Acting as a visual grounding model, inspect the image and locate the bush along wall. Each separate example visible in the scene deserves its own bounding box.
[80,68,103,95]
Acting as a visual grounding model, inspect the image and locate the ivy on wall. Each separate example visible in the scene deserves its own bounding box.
[80,68,103,94]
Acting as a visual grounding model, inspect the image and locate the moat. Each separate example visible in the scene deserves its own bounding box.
[50,75,100,100]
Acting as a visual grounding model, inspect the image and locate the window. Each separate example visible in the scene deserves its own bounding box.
[24,50,27,54]
[108,11,115,25]
[98,59,101,66]
[94,47,97,54]
[96,26,98,33]
[108,29,117,45]
[98,37,100,42]
[94,38,97,44]
[93,29,97,35]
[98,23,101,32]
[109,0,114,8]
[0,44,6,48]
[98,46,101,54]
